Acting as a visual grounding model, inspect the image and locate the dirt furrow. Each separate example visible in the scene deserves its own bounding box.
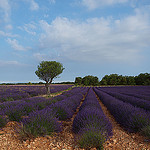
[94,90,150,150]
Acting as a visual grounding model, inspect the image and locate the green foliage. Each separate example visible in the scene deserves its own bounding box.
[126,76,136,85]
[3,97,14,102]
[52,107,68,121]
[35,61,64,94]
[100,74,136,85]
[27,82,32,85]
[75,75,99,86]
[0,115,7,128]
[18,110,61,140]
[75,77,82,85]
[6,104,35,122]
[75,72,150,86]
[99,79,107,85]
[35,61,64,83]
[140,126,150,138]
[78,130,105,149]
[129,113,150,133]
[135,73,150,85]
[7,111,23,122]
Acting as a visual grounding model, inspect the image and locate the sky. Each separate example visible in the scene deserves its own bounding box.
[0,0,150,83]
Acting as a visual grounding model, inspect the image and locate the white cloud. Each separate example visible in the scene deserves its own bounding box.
[0,0,11,22]
[0,30,18,37]
[49,0,56,4]
[5,24,13,30]
[30,0,39,10]
[38,8,150,64]
[7,38,31,51]
[33,53,47,61]
[81,0,129,10]
[0,60,24,67]
[25,0,39,11]
[18,22,37,35]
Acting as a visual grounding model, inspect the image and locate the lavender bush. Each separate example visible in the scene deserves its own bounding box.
[77,128,105,149]
[0,87,88,124]
[19,108,62,139]
[0,115,8,128]
[73,88,112,149]
[0,85,73,103]
[101,90,150,111]
[94,87,150,137]
[49,88,87,120]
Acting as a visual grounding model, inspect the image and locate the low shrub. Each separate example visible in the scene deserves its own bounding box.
[127,111,150,132]
[19,108,62,139]
[140,126,150,138]
[77,129,105,150]
[0,115,7,128]
[4,103,37,122]
[50,103,73,120]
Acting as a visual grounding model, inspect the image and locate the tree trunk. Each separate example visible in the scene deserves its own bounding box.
[45,82,50,95]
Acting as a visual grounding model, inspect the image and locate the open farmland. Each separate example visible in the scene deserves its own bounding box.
[0,84,73,103]
[0,85,150,149]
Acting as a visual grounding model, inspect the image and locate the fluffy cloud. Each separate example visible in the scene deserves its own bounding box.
[30,0,39,10]
[0,60,26,67]
[5,24,13,30]
[7,38,31,51]
[38,8,150,64]
[0,30,18,37]
[49,0,56,4]
[0,0,11,22]
[25,0,39,11]
[33,53,48,61]
[18,22,37,35]
[81,0,129,10]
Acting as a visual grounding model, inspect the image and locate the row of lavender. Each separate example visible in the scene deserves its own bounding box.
[99,86,150,111]
[0,86,114,149]
[100,86,150,100]
[72,88,112,149]
[0,85,72,102]
[17,87,88,138]
[0,87,88,137]
[93,87,150,138]
[0,87,86,123]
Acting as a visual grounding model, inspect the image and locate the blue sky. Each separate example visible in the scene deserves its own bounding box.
[0,0,150,83]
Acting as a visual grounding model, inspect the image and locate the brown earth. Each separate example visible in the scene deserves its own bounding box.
[0,92,150,150]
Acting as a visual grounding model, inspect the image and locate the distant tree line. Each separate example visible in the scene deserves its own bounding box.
[75,75,99,86]
[0,81,74,85]
[75,73,150,86]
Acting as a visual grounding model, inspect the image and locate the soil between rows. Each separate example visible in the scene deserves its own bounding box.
[0,91,150,150]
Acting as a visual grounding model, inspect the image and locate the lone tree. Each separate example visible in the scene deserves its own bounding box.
[35,61,64,94]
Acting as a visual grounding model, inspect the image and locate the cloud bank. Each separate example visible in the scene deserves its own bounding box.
[7,38,31,51]
[0,0,11,22]
[81,0,129,10]
[38,7,150,64]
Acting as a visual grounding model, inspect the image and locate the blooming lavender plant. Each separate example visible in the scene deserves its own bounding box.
[0,115,8,128]
[49,89,86,120]
[101,90,150,111]
[94,87,150,136]
[20,108,62,139]
[73,88,112,149]
[77,127,105,149]
[0,85,73,103]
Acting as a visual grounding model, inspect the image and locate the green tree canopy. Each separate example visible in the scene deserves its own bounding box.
[35,61,64,94]
[135,73,150,85]
[75,77,82,85]
[82,75,99,86]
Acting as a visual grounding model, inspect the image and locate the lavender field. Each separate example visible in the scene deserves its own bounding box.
[0,85,150,149]
[0,84,72,103]
[94,86,150,137]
